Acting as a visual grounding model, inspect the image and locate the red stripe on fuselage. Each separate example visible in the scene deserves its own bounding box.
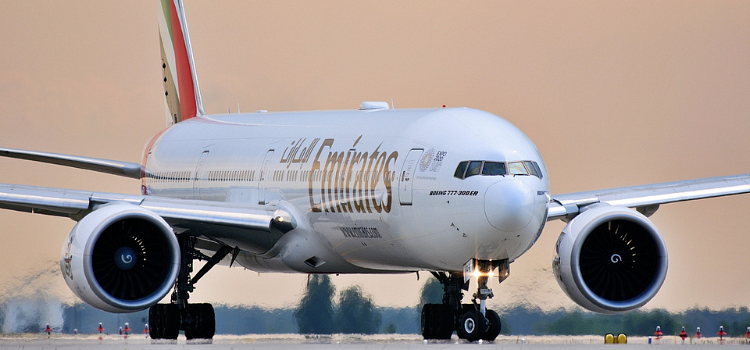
[169,0,197,121]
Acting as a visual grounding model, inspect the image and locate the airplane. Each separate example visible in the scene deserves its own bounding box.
[2,0,750,342]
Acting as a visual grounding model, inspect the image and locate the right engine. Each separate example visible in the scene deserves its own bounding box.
[60,202,180,313]
[552,204,668,314]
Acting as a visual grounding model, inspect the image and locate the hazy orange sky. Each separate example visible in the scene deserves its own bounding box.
[1,1,749,312]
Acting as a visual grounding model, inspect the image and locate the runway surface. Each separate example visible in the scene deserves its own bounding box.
[0,334,746,349]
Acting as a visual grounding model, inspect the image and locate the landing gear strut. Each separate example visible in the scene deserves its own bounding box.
[149,235,235,340]
[421,259,509,342]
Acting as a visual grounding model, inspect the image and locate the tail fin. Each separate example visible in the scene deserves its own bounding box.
[158,0,204,126]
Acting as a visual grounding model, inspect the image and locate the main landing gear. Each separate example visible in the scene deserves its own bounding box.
[421,259,509,342]
[149,235,237,340]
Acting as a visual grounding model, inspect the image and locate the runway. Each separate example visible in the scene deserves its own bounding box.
[0,334,747,349]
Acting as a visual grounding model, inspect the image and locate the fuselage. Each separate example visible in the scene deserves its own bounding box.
[143,106,550,273]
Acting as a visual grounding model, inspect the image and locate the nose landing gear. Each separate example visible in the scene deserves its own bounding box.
[421,259,508,342]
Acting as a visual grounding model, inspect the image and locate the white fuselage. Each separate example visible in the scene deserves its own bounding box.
[143,107,550,274]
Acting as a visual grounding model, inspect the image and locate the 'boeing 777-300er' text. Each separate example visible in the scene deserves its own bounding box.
[1,0,749,342]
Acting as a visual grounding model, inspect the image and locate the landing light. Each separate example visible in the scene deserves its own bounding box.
[471,269,494,278]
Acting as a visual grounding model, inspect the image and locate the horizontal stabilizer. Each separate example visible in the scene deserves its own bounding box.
[0,147,142,179]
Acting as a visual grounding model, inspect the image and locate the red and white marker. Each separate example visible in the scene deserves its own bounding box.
[654,326,663,339]
[717,326,727,339]
[679,327,688,342]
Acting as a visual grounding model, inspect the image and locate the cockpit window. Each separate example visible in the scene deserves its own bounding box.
[525,161,542,179]
[454,161,468,178]
[508,162,527,175]
[482,162,507,176]
[466,161,483,177]
[455,160,542,179]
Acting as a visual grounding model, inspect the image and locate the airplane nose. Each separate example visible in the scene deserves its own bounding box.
[484,179,535,232]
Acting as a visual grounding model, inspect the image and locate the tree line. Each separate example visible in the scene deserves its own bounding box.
[294,275,381,334]
[294,276,750,336]
[526,306,750,336]
[1,276,748,336]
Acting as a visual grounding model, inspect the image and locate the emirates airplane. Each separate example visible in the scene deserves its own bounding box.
[2,0,749,342]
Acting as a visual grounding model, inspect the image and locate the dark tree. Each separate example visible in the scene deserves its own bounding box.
[294,275,336,334]
[336,285,381,334]
[622,309,677,335]
[383,322,397,334]
[415,277,443,328]
[418,277,444,307]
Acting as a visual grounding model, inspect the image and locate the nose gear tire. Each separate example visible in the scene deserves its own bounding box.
[482,309,501,341]
[457,309,486,342]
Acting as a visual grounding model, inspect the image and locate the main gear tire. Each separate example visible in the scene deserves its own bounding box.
[149,304,179,340]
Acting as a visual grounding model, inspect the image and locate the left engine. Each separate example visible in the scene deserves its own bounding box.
[60,202,180,313]
[552,204,668,314]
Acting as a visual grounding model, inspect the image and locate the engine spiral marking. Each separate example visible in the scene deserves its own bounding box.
[121,254,133,264]
[114,246,137,270]
[610,254,622,263]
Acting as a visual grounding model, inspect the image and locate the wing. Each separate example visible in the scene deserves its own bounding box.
[0,147,143,179]
[0,183,295,255]
[0,147,296,255]
[547,174,750,221]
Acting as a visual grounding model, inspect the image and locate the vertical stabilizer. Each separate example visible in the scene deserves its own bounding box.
[159,0,204,126]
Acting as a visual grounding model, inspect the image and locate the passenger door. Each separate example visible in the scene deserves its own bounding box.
[258,149,274,205]
[399,149,423,205]
[193,150,210,199]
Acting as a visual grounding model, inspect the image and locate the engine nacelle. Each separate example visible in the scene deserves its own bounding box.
[553,205,668,314]
[60,202,180,313]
